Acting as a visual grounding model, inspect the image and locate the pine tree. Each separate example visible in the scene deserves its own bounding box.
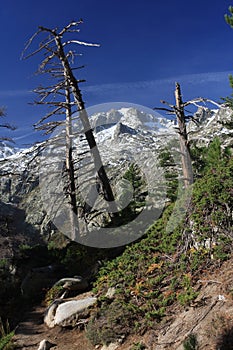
[119,163,147,220]
[158,147,178,202]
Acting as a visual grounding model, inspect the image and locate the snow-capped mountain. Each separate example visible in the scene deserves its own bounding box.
[1,105,232,186]
[90,107,174,132]
[0,105,232,243]
[86,107,175,167]
[0,141,19,159]
[188,106,233,147]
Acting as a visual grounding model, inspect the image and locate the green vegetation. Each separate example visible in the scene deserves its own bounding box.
[158,146,179,202]
[0,319,15,350]
[45,285,64,306]
[116,163,147,224]
[0,259,8,269]
[182,333,198,350]
[130,342,146,350]
[190,139,233,258]
[86,139,233,346]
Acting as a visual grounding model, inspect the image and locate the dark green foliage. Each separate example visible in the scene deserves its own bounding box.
[158,147,179,202]
[122,163,147,213]
[183,333,198,350]
[190,141,233,250]
[115,163,148,225]
[203,137,222,168]
[86,139,232,345]
[130,342,146,350]
[225,6,233,28]
[87,206,197,344]
[0,319,15,350]
[190,138,231,177]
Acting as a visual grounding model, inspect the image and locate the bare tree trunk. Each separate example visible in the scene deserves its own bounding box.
[64,85,80,239]
[54,35,117,214]
[174,82,193,188]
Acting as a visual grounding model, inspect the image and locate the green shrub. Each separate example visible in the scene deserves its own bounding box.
[182,333,198,350]
[44,285,64,306]
[86,140,232,345]
[0,260,8,269]
[0,319,15,350]
[130,342,146,350]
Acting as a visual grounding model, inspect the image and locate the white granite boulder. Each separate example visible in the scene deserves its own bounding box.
[44,296,97,328]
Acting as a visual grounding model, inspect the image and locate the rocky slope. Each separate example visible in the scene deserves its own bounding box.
[1,105,232,244]
[12,256,233,350]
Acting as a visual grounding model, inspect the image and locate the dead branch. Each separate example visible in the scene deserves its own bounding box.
[63,40,100,47]
[33,106,64,126]
[153,106,175,113]
[183,97,222,109]
[0,123,17,130]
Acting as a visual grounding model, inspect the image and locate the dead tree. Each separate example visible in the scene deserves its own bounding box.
[154,82,221,188]
[22,21,117,238]
[174,82,193,188]
[0,107,16,142]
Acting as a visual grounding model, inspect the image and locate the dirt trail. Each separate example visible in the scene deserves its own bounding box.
[12,258,233,350]
[13,304,95,350]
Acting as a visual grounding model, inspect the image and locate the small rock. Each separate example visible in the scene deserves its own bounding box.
[105,287,116,299]
[38,339,56,350]
[101,343,119,350]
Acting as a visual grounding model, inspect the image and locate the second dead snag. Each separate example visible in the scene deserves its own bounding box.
[154,82,194,188]
[174,82,193,188]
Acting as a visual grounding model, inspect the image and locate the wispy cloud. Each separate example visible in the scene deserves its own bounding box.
[84,71,232,95]
[0,89,32,98]
[82,71,232,107]
[13,131,36,141]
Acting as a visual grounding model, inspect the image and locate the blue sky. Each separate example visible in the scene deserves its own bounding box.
[1,0,233,145]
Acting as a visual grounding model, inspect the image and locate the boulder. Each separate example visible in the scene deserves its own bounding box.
[54,297,97,327]
[44,296,97,328]
[44,299,62,328]
[38,339,56,350]
[101,343,119,350]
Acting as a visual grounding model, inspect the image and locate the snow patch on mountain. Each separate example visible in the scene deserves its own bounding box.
[0,141,18,159]
[188,107,233,147]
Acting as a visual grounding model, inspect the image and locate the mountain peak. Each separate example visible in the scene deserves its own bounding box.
[113,122,137,139]
[0,141,18,159]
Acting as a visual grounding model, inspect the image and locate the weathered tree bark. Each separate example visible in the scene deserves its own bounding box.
[23,22,118,238]
[174,82,193,188]
[64,85,80,239]
[53,31,117,214]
